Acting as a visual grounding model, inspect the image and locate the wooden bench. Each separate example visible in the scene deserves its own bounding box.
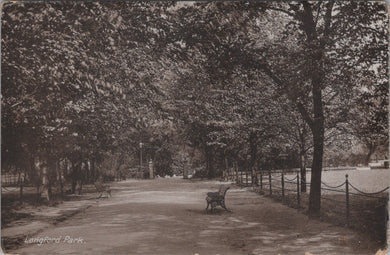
[205,185,230,212]
[94,181,111,198]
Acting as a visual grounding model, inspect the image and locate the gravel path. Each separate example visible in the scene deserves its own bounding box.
[9,178,383,255]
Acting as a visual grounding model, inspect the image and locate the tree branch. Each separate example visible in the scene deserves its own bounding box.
[301,1,318,40]
[249,57,315,132]
[322,1,335,39]
[267,6,295,18]
[314,2,322,27]
[296,102,314,131]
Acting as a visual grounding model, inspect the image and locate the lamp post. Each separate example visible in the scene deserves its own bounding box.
[139,142,144,171]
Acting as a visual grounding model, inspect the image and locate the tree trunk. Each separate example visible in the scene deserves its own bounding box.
[46,156,56,202]
[36,162,42,203]
[71,161,78,194]
[29,156,40,202]
[300,152,307,192]
[298,124,307,192]
[302,1,332,217]
[308,131,323,218]
[47,182,52,202]
[57,161,63,198]
[205,145,214,178]
[225,157,229,170]
[71,179,76,194]
[115,153,125,181]
[18,171,23,205]
[91,158,96,182]
[65,158,70,178]
[365,142,376,165]
[78,180,83,195]
[78,161,86,195]
[36,184,41,203]
[42,164,51,202]
[308,73,325,218]
[249,132,258,185]
[249,131,257,169]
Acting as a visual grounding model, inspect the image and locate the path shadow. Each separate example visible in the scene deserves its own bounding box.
[185,208,233,215]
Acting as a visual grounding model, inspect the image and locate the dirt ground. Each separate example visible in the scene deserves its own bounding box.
[3,178,387,255]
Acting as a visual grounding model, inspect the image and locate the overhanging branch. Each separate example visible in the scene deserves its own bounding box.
[296,102,314,131]
[252,59,315,131]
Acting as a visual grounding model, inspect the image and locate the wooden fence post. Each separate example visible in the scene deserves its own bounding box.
[246,169,249,186]
[240,168,243,186]
[269,170,272,195]
[297,172,300,208]
[345,174,349,225]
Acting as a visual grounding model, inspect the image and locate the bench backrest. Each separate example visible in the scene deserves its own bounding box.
[94,182,105,191]
[218,186,230,197]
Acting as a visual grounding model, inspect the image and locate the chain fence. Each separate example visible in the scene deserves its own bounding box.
[223,167,388,244]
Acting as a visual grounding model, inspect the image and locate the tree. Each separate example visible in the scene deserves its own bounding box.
[1,1,177,197]
[2,2,387,214]
[173,1,388,216]
[349,72,388,164]
[241,1,388,217]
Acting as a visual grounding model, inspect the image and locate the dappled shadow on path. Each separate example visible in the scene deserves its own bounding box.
[10,178,383,255]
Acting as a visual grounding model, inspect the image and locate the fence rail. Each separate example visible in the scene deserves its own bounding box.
[222,168,389,226]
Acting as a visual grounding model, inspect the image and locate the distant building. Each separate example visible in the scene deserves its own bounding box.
[369,160,389,169]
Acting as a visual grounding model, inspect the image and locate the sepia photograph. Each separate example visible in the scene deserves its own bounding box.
[1,1,389,254]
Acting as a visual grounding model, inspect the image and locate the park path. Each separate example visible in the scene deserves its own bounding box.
[10,178,381,255]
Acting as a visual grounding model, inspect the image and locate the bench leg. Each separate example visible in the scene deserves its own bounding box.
[221,201,229,211]
[211,202,217,213]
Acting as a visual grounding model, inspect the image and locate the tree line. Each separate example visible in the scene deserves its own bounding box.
[2,2,388,217]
